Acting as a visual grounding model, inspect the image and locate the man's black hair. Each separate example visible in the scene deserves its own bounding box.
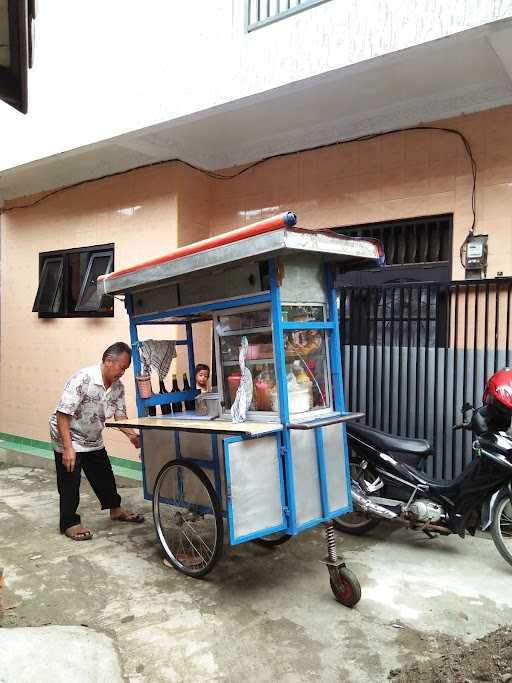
[102,342,132,362]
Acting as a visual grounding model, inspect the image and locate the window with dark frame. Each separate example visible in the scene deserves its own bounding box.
[32,256,64,314]
[32,244,114,318]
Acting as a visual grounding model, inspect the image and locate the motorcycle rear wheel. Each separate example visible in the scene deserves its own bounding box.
[491,492,512,568]
[252,532,292,547]
[333,460,382,536]
[333,510,381,536]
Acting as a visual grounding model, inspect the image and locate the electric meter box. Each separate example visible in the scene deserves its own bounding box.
[465,234,488,275]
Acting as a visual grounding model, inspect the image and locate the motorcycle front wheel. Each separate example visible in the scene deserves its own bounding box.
[491,491,512,568]
[333,460,382,536]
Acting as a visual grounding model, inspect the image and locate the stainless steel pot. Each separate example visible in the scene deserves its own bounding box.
[195,392,221,418]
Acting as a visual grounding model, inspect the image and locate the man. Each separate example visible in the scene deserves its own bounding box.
[50,342,143,541]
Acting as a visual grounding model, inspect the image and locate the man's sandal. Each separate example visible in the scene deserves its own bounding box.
[111,512,144,524]
[65,525,93,541]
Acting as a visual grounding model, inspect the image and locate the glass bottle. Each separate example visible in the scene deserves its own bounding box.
[182,372,195,411]
[171,373,183,413]
[159,378,172,415]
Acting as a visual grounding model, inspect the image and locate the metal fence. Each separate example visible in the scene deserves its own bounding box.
[339,277,512,479]
[246,0,333,32]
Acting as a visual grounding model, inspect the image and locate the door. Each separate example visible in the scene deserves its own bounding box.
[224,433,287,544]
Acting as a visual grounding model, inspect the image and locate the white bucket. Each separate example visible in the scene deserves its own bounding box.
[271,387,311,414]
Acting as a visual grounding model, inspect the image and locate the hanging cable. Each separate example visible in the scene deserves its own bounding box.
[2,125,478,237]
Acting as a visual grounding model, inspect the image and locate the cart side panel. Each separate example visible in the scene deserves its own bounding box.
[141,429,177,498]
[217,435,228,512]
[290,430,323,526]
[322,423,351,515]
[224,434,286,544]
[180,262,263,306]
[178,431,213,460]
[178,431,226,510]
[132,283,179,315]
[279,254,327,304]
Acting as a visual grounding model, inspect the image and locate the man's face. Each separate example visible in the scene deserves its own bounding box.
[104,352,131,383]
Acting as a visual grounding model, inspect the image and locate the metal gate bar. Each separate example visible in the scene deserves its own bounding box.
[339,277,512,479]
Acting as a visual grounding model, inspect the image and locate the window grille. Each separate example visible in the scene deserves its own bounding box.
[338,215,452,266]
[337,215,453,348]
[32,243,114,318]
[246,0,333,32]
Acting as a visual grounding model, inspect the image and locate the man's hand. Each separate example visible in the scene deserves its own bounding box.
[129,433,141,449]
[114,416,140,449]
[62,445,76,473]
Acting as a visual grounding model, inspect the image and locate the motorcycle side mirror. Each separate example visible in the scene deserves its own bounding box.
[461,402,474,414]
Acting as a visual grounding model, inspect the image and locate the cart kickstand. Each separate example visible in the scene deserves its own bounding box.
[321,520,362,608]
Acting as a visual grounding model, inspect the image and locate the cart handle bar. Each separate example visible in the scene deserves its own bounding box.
[99,211,297,284]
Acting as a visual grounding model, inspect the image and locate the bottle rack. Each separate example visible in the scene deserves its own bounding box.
[127,318,201,417]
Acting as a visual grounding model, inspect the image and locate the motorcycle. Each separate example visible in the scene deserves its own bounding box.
[334,368,512,569]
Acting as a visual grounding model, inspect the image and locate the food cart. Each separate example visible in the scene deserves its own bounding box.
[100,211,383,607]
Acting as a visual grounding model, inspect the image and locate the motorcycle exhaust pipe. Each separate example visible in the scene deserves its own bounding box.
[351,484,398,520]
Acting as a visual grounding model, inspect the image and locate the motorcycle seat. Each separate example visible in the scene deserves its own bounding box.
[348,423,433,458]
[403,466,468,492]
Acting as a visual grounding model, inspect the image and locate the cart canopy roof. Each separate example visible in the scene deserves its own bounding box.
[99,212,382,297]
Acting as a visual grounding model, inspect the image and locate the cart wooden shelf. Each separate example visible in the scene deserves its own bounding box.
[107,417,283,437]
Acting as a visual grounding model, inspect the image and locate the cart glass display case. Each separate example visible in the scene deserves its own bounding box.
[282,303,331,417]
[215,306,278,415]
[282,304,325,323]
[215,303,332,419]
[283,326,331,416]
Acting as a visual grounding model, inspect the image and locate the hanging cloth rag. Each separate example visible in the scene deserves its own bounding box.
[138,340,176,380]
[231,336,253,423]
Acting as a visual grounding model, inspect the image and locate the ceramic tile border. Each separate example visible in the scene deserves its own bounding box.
[0,431,142,479]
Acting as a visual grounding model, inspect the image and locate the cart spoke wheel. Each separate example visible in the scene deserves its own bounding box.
[329,567,361,608]
[252,532,292,547]
[153,460,223,578]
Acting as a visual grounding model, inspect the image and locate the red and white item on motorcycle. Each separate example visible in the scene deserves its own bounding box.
[483,367,512,417]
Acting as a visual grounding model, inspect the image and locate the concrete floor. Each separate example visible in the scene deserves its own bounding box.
[1,460,512,683]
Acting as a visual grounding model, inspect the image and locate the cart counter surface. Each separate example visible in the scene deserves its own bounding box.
[106,417,283,437]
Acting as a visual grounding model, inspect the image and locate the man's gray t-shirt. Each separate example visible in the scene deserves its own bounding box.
[49,364,127,452]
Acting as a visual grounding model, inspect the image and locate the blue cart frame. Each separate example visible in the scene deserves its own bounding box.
[104,217,381,605]
[125,258,352,528]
